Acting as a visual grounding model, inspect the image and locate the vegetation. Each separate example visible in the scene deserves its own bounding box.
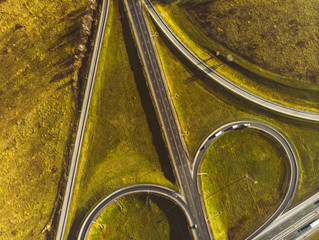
[64,1,177,239]
[151,0,319,112]
[147,13,319,237]
[199,129,288,239]
[87,194,192,240]
[308,231,319,240]
[0,0,94,239]
[181,0,319,87]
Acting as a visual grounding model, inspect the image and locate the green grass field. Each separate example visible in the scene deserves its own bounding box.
[64,1,178,239]
[151,0,319,113]
[200,129,288,240]
[87,194,192,240]
[147,12,319,237]
[0,0,91,239]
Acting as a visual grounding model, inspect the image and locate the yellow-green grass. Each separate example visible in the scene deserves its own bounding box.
[200,129,288,240]
[87,193,192,240]
[147,11,319,231]
[0,0,90,239]
[178,0,319,87]
[150,1,319,113]
[307,231,319,240]
[64,1,177,239]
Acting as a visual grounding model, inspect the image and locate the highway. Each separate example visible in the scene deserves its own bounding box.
[123,0,211,239]
[54,0,315,240]
[77,184,190,240]
[143,0,319,122]
[255,192,319,240]
[55,0,110,239]
[192,120,299,239]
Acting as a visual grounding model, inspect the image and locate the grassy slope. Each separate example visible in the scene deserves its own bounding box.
[151,1,319,113]
[147,12,319,236]
[87,194,192,240]
[64,1,177,239]
[200,129,288,240]
[180,0,319,87]
[0,0,89,239]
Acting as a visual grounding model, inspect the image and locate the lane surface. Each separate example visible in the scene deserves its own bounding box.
[143,0,319,122]
[192,120,299,239]
[124,1,211,239]
[77,184,189,240]
[55,1,110,239]
[256,192,319,240]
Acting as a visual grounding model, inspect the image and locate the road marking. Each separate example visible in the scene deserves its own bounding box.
[126,2,211,239]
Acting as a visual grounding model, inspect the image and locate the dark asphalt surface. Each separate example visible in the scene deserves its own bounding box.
[124,1,211,239]
[77,184,188,240]
[192,120,299,240]
[255,193,319,240]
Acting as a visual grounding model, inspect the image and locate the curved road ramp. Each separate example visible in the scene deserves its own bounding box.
[77,184,192,240]
[143,0,319,122]
[192,120,299,240]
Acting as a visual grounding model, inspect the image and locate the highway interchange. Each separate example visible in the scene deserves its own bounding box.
[124,0,211,239]
[55,0,319,240]
[192,120,299,239]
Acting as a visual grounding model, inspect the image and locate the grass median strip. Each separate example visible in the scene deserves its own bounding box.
[150,0,319,113]
[86,193,192,240]
[200,129,288,240]
[64,0,177,238]
[147,12,319,237]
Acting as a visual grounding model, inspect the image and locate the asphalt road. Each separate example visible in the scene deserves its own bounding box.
[77,184,189,240]
[124,0,211,239]
[255,192,319,240]
[143,0,319,122]
[55,0,110,239]
[192,120,299,239]
[277,213,319,240]
[54,1,314,240]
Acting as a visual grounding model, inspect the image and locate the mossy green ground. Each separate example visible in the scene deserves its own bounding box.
[64,1,177,239]
[148,12,319,237]
[151,1,319,113]
[87,194,192,240]
[0,0,89,239]
[200,129,288,240]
